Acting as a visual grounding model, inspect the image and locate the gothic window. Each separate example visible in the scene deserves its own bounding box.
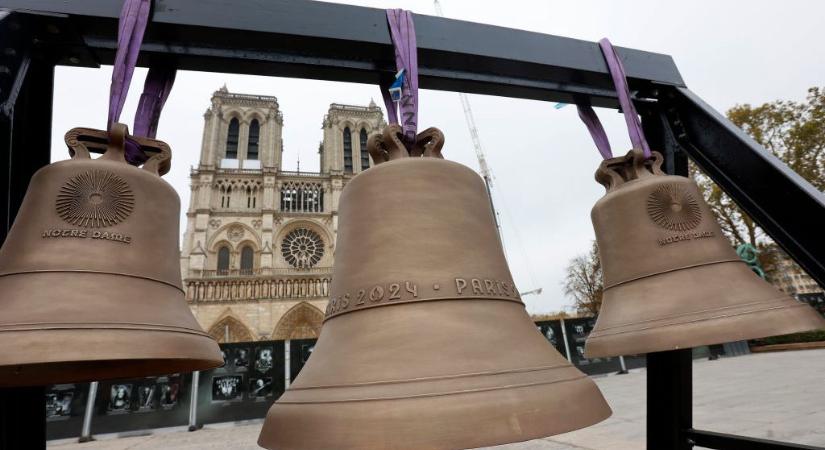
[248,119,260,160]
[343,127,353,173]
[280,182,324,212]
[226,118,239,159]
[207,316,253,343]
[219,185,232,208]
[360,128,370,170]
[217,246,230,275]
[240,246,254,275]
[282,228,325,269]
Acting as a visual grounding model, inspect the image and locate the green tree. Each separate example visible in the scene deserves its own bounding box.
[694,87,825,267]
[562,241,603,316]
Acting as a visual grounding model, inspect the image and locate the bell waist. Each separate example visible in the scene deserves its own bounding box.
[0,269,183,292]
[325,276,523,320]
[0,321,210,337]
[602,258,743,290]
[589,295,804,339]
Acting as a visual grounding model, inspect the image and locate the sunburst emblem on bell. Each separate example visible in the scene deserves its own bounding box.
[585,149,825,358]
[0,124,223,387]
[258,125,611,450]
[56,170,136,228]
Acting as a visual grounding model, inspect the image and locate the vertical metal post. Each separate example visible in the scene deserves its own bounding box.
[0,43,54,449]
[618,355,628,374]
[188,372,200,431]
[0,386,46,450]
[78,382,98,442]
[647,350,693,449]
[284,340,291,389]
[640,106,694,450]
[559,319,572,362]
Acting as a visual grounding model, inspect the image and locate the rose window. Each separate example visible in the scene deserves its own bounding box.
[282,228,324,268]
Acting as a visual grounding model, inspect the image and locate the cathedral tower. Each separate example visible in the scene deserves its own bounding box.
[182,88,384,342]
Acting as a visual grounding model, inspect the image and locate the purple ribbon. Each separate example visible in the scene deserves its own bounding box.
[380,9,419,149]
[576,102,613,160]
[108,0,150,130]
[576,38,652,159]
[133,66,176,139]
[108,0,176,165]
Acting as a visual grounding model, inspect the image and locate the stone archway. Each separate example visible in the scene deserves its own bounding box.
[208,315,254,343]
[272,302,324,340]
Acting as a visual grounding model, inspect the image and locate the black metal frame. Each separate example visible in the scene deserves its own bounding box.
[0,1,823,449]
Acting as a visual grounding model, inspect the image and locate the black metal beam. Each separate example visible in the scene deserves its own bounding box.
[1,0,683,106]
[658,86,825,288]
[686,430,824,450]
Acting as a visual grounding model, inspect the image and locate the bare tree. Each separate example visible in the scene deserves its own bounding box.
[562,241,603,316]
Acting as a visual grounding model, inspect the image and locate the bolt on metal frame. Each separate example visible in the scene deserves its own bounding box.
[0,1,823,449]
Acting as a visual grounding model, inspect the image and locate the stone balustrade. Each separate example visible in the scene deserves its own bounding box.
[186,275,331,303]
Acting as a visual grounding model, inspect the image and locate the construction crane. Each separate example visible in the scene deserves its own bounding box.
[519,288,543,297]
[433,0,499,232]
[433,0,541,300]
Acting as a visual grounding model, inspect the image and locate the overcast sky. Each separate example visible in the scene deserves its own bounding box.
[49,0,825,314]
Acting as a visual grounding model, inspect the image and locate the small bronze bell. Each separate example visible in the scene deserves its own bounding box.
[259,126,611,450]
[586,149,825,358]
[0,124,223,387]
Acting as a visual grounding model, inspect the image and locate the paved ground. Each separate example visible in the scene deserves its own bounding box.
[49,349,825,449]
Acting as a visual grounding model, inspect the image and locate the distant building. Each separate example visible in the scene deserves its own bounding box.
[763,244,822,295]
[181,87,384,342]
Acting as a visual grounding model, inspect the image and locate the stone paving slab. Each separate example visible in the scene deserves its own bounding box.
[49,349,825,449]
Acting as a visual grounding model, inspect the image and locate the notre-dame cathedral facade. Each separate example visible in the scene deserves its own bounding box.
[181,87,384,343]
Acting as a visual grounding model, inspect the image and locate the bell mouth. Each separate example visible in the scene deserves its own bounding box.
[585,261,825,358]
[259,374,610,450]
[0,271,223,387]
[0,328,224,387]
[261,300,611,450]
[0,355,221,388]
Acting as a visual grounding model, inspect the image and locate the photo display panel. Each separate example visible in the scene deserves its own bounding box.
[798,292,825,317]
[289,338,317,381]
[562,317,625,375]
[91,373,191,434]
[45,383,89,439]
[534,320,568,358]
[197,340,286,425]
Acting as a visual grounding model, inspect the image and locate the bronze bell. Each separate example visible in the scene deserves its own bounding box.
[586,149,825,358]
[259,126,611,450]
[0,124,223,387]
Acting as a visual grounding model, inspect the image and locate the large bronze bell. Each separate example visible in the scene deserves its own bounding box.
[259,126,611,450]
[586,149,825,358]
[0,124,223,387]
